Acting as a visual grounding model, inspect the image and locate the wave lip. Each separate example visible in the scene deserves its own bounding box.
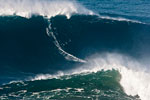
[0,68,136,100]
[31,53,150,100]
[0,52,150,100]
[0,0,94,18]
[0,0,145,24]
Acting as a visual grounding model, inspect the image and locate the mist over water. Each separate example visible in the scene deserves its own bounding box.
[0,0,150,100]
[0,0,94,18]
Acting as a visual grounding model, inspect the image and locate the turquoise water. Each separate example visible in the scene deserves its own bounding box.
[0,70,139,100]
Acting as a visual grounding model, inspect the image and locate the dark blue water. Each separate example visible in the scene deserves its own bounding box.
[78,0,150,23]
[0,0,150,100]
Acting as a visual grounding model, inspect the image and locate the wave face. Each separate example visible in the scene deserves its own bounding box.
[0,0,150,100]
[1,53,150,100]
[0,70,138,100]
[0,15,149,75]
[1,15,150,100]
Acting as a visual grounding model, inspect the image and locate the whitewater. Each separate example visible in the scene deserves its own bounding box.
[0,0,94,18]
[32,53,150,100]
[0,0,150,100]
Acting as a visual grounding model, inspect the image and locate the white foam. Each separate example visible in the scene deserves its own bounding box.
[99,15,145,24]
[75,88,84,92]
[0,0,145,24]
[1,1,149,99]
[0,0,143,24]
[32,71,65,80]
[46,20,86,63]
[0,0,94,18]
[80,53,150,100]
[0,87,3,90]
[0,0,88,63]
[32,53,150,100]
[0,0,90,63]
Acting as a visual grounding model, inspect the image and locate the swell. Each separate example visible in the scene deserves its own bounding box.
[50,15,150,58]
[0,15,150,100]
[0,69,138,100]
[0,15,150,72]
[0,1,150,100]
[0,15,149,74]
[1,52,150,100]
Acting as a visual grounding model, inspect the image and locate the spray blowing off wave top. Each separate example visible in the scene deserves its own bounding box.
[0,0,142,23]
[1,1,150,100]
[0,0,94,18]
[31,53,150,100]
[1,53,150,100]
[0,0,92,63]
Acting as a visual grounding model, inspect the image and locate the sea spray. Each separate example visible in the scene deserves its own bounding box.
[0,0,94,18]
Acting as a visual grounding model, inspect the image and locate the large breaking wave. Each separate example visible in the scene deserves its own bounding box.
[0,0,94,18]
[0,0,150,100]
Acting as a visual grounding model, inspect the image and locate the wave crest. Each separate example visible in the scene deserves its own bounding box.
[32,53,150,100]
[0,0,94,18]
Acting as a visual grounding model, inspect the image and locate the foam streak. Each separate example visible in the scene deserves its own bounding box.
[46,20,86,63]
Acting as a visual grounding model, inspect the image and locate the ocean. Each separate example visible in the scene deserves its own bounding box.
[0,0,150,100]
